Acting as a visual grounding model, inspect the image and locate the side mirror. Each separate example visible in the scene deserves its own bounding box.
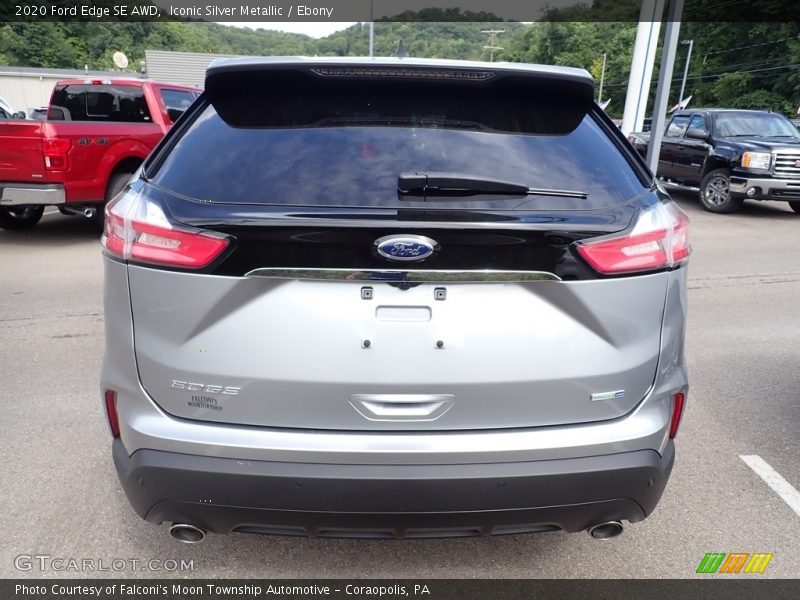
[13,111,26,120]
[685,128,709,142]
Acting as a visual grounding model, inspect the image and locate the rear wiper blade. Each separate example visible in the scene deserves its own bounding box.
[398,172,587,200]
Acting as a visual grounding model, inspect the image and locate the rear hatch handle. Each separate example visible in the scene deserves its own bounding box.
[350,394,455,422]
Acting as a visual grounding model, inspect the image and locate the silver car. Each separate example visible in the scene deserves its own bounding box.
[101,57,689,543]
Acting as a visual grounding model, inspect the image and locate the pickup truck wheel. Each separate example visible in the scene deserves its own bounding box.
[789,201,800,215]
[95,172,132,232]
[0,206,45,230]
[699,169,742,214]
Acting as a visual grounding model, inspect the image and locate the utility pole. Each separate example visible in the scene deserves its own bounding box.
[598,53,607,103]
[678,39,693,107]
[481,29,504,62]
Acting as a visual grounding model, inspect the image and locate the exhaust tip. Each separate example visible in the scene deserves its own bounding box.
[588,521,623,540]
[84,208,95,218]
[169,523,206,544]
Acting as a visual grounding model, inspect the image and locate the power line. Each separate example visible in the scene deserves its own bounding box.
[681,62,800,82]
[701,35,798,58]
[601,61,800,89]
[682,0,750,19]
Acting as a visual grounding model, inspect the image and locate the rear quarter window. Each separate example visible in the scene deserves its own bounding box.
[665,115,691,138]
[159,89,197,123]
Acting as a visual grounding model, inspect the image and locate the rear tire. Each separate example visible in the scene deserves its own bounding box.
[789,201,800,215]
[0,205,44,230]
[699,169,743,214]
[94,172,132,233]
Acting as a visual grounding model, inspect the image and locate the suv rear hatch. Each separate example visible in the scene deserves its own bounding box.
[113,58,684,431]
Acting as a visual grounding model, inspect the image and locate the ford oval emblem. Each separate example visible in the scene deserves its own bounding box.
[374,235,438,262]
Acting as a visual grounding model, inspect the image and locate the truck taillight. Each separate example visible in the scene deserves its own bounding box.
[43,138,71,170]
[576,202,690,275]
[101,189,231,269]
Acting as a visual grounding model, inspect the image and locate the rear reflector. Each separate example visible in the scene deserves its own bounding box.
[104,390,120,438]
[101,188,230,269]
[577,201,690,275]
[669,392,685,439]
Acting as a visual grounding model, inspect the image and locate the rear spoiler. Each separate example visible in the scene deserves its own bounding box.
[205,57,595,134]
[208,56,591,81]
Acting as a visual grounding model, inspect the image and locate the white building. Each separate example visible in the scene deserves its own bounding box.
[144,50,238,87]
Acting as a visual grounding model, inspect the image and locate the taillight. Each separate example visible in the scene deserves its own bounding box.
[576,202,690,275]
[104,390,120,438]
[669,392,686,439]
[101,189,230,269]
[43,137,71,170]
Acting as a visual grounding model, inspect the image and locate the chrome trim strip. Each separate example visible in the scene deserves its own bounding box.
[244,268,561,282]
[350,394,455,422]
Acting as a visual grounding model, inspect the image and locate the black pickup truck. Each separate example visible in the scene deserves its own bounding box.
[628,109,800,214]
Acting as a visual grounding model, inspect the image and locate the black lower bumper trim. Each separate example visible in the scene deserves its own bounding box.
[113,439,674,538]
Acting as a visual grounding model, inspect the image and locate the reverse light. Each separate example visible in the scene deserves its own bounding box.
[741,151,771,170]
[576,202,690,275]
[669,392,686,439]
[104,390,120,438]
[101,189,230,269]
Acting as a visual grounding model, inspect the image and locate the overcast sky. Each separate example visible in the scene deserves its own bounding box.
[227,22,357,38]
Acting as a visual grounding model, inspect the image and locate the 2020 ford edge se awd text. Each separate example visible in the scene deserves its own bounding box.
[101,57,689,543]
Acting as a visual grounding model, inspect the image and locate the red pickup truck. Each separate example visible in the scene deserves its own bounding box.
[0,78,200,230]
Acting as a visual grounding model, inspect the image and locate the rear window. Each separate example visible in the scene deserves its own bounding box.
[160,89,197,123]
[49,84,151,123]
[153,89,645,211]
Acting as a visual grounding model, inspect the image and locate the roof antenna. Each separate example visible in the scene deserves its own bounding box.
[392,40,408,58]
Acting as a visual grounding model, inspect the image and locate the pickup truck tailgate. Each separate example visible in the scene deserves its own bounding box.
[0,121,44,182]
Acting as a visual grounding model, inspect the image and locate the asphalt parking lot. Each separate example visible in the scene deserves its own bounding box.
[1,191,799,579]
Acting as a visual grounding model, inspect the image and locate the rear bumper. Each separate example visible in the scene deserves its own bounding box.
[0,183,65,206]
[729,175,800,201]
[113,438,674,538]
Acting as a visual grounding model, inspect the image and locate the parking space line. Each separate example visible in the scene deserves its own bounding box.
[740,454,800,518]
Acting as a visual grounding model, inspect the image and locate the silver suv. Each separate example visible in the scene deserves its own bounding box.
[101,57,689,543]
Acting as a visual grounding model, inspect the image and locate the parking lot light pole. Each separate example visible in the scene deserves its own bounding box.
[598,53,607,103]
[679,39,693,106]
